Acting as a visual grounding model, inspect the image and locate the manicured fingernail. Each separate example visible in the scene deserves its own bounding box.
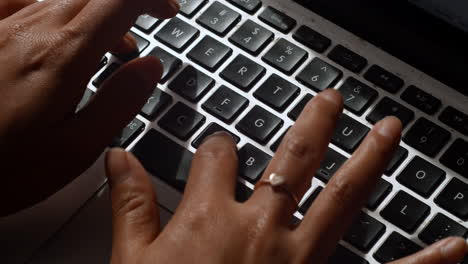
[202,131,235,145]
[169,0,180,13]
[107,148,130,185]
[440,237,468,259]
[375,116,402,139]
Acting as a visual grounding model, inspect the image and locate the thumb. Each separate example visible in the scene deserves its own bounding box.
[106,148,160,257]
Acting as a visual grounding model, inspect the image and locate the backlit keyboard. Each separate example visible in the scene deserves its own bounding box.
[83,1,468,263]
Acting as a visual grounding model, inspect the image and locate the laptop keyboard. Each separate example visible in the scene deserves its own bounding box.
[83,1,468,263]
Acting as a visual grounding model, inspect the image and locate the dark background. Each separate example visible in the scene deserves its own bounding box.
[295,0,468,96]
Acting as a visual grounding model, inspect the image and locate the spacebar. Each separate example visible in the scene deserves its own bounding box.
[132,129,193,191]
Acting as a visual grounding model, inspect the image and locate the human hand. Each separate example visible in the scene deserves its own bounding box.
[105,90,467,264]
[0,0,180,216]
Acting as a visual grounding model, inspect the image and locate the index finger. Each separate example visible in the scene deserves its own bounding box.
[64,0,179,60]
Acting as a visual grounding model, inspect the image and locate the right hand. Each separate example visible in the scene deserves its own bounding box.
[105,90,468,264]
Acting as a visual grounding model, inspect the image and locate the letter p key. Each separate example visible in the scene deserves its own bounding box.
[454,192,465,201]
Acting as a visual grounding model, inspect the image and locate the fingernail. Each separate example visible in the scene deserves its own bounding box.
[440,237,468,259]
[319,89,342,107]
[124,34,138,52]
[375,116,402,139]
[201,131,235,145]
[169,0,180,13]
[106,148,130,185]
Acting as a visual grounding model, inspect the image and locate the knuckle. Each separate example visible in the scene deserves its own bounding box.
[283,132,320,160]
[58,26,86,43]
[182,202,217,231]
[111,183,155,221]
[326,177,355,208]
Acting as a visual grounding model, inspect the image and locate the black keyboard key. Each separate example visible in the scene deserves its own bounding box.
[202,85,249,124]
[238,143,272,183]
[315,148,347,183]
[132,32,150,53]
[158,102,206,140]
[401,86,441,115]
[179,0,207,18]
[169,66,215,102]
[220,54,266,91]
[366,97,415,127]
[439,106,468,136]
[191,123,240,148]
[258,6,296,33]
[397,156,446,198]
[328,45,368,73]
[299,187,323,215]
[374,232,422,263]
[366,179,392,211]
[187,36,232,72]
[262,39,308,75]
[329,244,369,264]
[270,128,289,152]
[236,106,283,145]
[385,146,408,176]
[364,65,404,93]
[135,14,160,33]
[133,129,192,190]
[344,212,386,252]
[403,118,451,157]
[92,63,120,88]
[228,0,262,14]
[381,191,430,233]
[236,182,253,202]
[293,25,331,53]
[112,119,145,148]
[419,213,468,245]
[155,17,200,52]
[229,20,274,56]
[148,47,182,83]
[435,178,468,220]
[332,114,370,153]
[338,77,378,115]
[254,74,300,112]
[288,94,313,121]
[441,138,468,177]
[141,89,172,120]
[296,58,343,92]
[197,2,241,36]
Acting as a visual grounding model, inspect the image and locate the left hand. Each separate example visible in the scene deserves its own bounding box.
[0,0,179,216]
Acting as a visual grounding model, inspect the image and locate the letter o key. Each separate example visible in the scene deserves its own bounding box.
[416,170,426,180]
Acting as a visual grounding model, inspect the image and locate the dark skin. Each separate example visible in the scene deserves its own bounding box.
[0,0,176,215]
[1,0,467,263]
